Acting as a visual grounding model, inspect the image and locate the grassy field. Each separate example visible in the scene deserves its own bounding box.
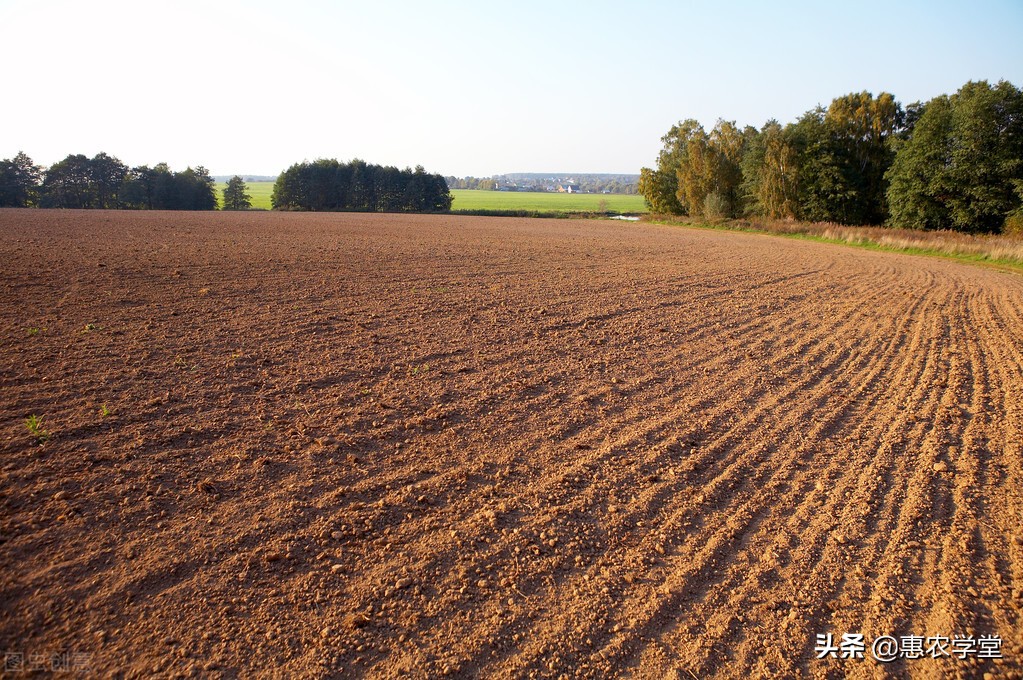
[214,181,275,210]
[450,189,647,213]
[213,183,648,214]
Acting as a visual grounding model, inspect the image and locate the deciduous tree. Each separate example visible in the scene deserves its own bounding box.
[741,121,798,219]
[271,159,451,212]
[886,80,1023,233]
[0,152,42,207]
[40,154,95,208]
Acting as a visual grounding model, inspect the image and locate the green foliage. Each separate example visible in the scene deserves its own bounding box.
[25,414,48,442]
[674,120,752,218]
[37,154,216,210]
[39,152,128,209]
[0,152,43,207]
[638,166,681,214]
[824,91,902,224]
[885,96,955,231]
[643,119,761,219]
[674,123,714,216]
[639,120,698,215]
[90,152,129,209]
[271,159,452,212]
[787,93,903,225]
[886,81,1023,233]
[40,154,95,208]
[221,175,252,211]
[171,166,217,211]
[741,120,798,219]
[647,91,906,226]
[789,107,856,223]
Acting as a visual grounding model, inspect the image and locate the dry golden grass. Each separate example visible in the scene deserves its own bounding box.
[651,215,1023,269]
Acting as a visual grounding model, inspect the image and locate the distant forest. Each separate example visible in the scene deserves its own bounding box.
[0,153,218,210]
[272,160,451,212]
[446,173,639,194]
[0,155,451,213]
[642,79,1023,234]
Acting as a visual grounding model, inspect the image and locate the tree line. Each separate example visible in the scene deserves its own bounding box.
[1,153,453,213]
[0,152,218,210]
[640,80,1023,234]
[445,174,640,194]
[272,159,452,212]
[445,176,498,191]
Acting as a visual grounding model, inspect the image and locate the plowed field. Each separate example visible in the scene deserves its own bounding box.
[1,210,1021,679]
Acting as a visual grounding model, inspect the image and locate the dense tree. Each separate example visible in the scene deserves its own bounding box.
[89,152,128,208]
[271,159,451,212]
[640,119,752,218]
[697,120,751,218]
[645,90,915,226]
[638,166,679,214]
[886,81,1023,233]
[176,166,218,211]
[119,162,216,210]
[826,92,902,223]
[884,97,954,231]
[787,108,855,223]
[40,154,95,208]
[786,93,903,225]
[0,152,42,207]
[270,163,307,210]
[741,121,798,219]
[6,152,222,212]
[121,163,173,210]
[940,80,1022,231]
[222,175,252,210]
[638,120,698,214]
[674,123,713,216]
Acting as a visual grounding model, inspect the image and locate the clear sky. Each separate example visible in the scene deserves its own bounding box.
[1,0,1021,177]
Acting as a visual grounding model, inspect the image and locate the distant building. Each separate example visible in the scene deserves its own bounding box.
[557,183,580,193]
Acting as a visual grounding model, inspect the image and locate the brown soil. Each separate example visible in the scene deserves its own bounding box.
[1,209,1021,679]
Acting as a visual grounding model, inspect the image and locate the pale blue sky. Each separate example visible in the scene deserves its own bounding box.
[1,0,1020,177]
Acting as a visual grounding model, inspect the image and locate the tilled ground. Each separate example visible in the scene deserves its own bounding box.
[1,209,1021,679]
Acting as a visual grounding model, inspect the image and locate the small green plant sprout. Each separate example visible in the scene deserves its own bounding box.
[26,327,41,336]
[99,404,112,417]
[25,414,49,442]
[82,322,98,333]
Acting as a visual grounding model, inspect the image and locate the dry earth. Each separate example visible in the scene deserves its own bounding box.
[1,209,1022,679]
